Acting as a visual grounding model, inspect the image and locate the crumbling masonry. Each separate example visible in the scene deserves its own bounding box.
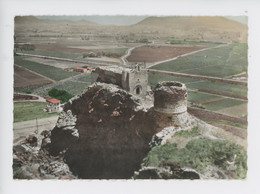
[93,64,149,98]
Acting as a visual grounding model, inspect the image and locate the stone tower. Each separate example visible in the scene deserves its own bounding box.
[153,81,189,126]
[122,64,148,98]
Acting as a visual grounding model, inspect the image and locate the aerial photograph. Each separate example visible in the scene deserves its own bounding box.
[13,15,248,179]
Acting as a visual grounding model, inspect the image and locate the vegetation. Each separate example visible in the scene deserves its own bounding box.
[168,38,223,47]
[174,127,200,138]
[15,44,35,51]
[151,43,248,78]
[48,88,72,102]
[14,102,58,122]
[142,138,247,179]
[35,80,89,97]
[138,38,151,44]
[14,56,79,81]
[100,47,128,54]
[14,83,49,94]
[13,167,32,179]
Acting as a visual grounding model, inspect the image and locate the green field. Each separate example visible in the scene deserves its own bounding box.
[18,49,82,59]
[186,80,248,97]
[148,72,199,88]
[151,43,247,78]
[35,80,89,97]
[14,102,58,123]
[14,83,49,94]
[202,98,245,111]
[14,56,79,81]
[187,91,220,103]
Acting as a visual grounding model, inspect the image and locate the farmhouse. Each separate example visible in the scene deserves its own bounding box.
[92,64,149,98]
[45,98,62,113]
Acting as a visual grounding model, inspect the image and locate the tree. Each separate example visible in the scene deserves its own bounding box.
[48,88,73,102]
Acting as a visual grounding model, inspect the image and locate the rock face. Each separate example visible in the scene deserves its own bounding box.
[47,83,159,179]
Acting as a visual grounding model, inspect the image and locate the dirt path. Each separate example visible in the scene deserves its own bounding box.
[13,115,59,140]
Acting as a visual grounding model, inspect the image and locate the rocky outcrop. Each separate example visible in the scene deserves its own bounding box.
[134,162,200,179]
[47,83,159,179]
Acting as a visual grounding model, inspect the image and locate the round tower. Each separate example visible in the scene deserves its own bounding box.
[154,81,188,126]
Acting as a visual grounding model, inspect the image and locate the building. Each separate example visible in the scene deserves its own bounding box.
[45,98,62,113]
[92,64,149,98]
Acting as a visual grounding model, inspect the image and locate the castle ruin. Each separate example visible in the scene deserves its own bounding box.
[92,64,149,98]
[153,81,189,127]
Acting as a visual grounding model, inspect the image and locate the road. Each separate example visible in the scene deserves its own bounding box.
[13,115,59,140]
[120,41,154,66]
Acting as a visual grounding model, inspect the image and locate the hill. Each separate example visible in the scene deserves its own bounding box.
[131,16,248,42]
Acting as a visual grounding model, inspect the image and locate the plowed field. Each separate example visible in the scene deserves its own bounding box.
[14,65,52,88]
[127,45,206,63]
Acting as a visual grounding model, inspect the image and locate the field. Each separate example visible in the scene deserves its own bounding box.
[201,98,245,111]
[34,80,90,97]
[13,102,58,122]
[126,45,206,63]
[151,43,248,78]
[14,56,80,81]
[148,72,247,118]
[14,65,52,88]
[20,48,82,59]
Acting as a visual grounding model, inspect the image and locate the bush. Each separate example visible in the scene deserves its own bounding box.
[141,138,247,179]
[48,88,73,102]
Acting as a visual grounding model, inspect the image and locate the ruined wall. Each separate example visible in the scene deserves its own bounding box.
[94,65,149,98]
[93,66,124,87]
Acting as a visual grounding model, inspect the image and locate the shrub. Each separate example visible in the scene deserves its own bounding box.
[48,88,72,102]
[142,138,247,179]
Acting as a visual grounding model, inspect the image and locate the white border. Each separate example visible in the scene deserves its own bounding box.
[1,0,260,194]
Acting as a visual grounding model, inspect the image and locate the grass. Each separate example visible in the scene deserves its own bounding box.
[14,56,80,81]
[151,43,248,78]
[174,127,200,138]
[201,98,245,111]
[141,138,247,179]
[14,102,58,123]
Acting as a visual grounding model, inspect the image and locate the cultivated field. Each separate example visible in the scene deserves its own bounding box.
[14,65,52,88]
[14,56,80,81]
[151,43,247,78]
[13,102,58,123]
[127,45,206,63]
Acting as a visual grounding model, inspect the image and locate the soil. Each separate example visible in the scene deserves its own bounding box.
[126,45,206,63]
[14,65,53,88]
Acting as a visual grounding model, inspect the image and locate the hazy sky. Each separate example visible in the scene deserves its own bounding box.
[37,15,247,26]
